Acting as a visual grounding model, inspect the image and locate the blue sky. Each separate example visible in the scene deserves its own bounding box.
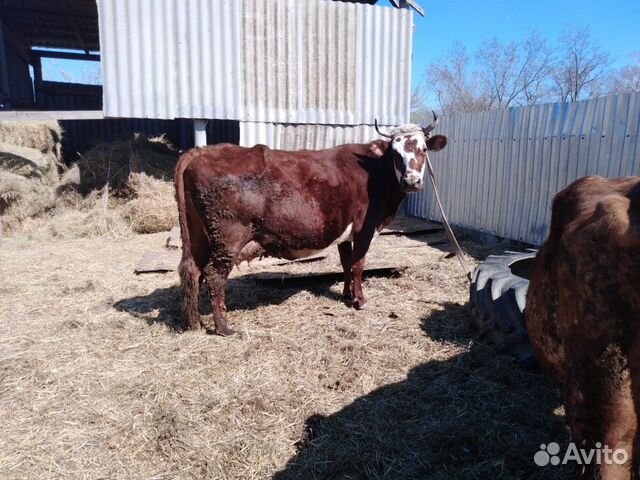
[410,0,640,89]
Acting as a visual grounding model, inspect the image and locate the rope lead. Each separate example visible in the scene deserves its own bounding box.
[425,151,473,283]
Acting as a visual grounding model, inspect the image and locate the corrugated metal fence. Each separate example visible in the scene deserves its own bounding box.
[405,92,640,245]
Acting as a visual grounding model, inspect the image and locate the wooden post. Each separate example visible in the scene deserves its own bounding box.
[0,19,11,107]
[30,51,45,109]
[194,119,208,147]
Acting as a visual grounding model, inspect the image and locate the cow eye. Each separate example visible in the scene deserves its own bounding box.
[395,137,401,142]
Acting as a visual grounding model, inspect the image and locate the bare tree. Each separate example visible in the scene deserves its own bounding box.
[426,43,488,115]
[608,52,640,94]
[551,26,611,102]
[419,26,619,113]
[422,33,553,114]
[409,83,432,124]
[517,33,554,105]
[476,32,552,108]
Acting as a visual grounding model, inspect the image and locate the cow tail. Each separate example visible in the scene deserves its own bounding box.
[174,154,200,329]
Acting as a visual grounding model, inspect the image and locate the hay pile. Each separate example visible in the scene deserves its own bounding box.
[76,133,179,195]
[0,126,179,238]
[122,172,178,234]
[0,121,63,232]
[0,120,62,153]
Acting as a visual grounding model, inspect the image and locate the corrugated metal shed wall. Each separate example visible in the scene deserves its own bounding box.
[239,122,383,149]
[405,92,640,245]
[98,0,412,125]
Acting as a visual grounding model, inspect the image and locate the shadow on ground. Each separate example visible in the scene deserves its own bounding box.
[394,220,535,264]
[113,276,345,330]
[273,302,577,480]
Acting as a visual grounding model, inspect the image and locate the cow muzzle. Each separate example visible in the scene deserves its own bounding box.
[401,172,424,191]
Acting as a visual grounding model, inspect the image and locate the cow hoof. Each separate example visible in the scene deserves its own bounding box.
[352,298,367,310]
[184,319,203,331]
[213,324,236,337]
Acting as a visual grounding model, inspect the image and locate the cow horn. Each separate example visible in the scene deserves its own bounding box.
[423,110,438,135]
[374,119,393,139]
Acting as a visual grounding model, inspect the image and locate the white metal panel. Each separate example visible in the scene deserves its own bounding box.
[99,0,412,125]
[239,121,385,150]
[174,0,242,119]
[405,92,640,245]
[99,0,177,119]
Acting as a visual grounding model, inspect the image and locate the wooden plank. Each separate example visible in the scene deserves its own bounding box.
[135,250,180,274]
[382,216,443,235]
[385,239,450,251]
[0,110,104,121]
[245,265,408,285]
[274,253,327,265]
[166,226,181,249]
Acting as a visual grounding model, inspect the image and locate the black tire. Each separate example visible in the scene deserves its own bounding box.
[469,250,538,367]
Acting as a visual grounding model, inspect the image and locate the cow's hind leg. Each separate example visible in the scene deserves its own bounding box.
[202,223,251,336]
[628,347,640,477]
[203,259,235,336]
[563,353,635,479]
[338,242,353,301]
[178,253,202,330]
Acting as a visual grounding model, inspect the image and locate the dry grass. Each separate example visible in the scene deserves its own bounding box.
[0,121,61,233]
[122,173,178,234]
[0,143,61,184]
[0,170,56,231]
[0,227,576,479]
[0,121,64,232]
[17,174,178,239]
[26,189,133,240]
[0,121,62,154]
[76,133,179,195]
[1,129,179,238]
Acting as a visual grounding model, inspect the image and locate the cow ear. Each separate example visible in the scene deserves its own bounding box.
[427,135,447,152]
[368,140,388,157]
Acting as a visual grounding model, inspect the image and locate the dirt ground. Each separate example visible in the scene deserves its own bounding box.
[0,225,576,479]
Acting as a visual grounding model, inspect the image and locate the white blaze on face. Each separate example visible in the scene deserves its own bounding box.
[390,130,428,187]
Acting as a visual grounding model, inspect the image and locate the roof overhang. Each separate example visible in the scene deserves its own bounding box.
[0,0,99,52]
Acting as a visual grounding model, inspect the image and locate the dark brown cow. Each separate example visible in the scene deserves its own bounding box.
[527,175,640,478]
[175,117,447,334]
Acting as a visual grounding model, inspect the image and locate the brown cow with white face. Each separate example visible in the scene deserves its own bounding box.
[175,115,447,334]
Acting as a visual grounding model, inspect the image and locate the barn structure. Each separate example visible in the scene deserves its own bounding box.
[0,0,423,159]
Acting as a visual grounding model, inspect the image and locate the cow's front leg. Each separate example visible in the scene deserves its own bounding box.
[203,260,235,336]
[337,242,353,300]
[351,228,376,310]
[351,256,367,309]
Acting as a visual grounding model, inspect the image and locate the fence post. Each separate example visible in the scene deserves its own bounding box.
[194,119,208,147]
